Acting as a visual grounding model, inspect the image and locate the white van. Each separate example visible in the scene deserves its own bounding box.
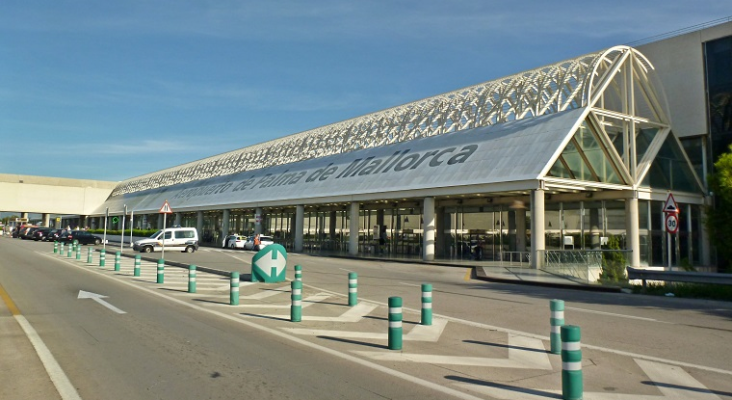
[133,227,199,253]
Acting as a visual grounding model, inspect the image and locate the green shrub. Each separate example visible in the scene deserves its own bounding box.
[633,282,732,301]
[599,235,628,283]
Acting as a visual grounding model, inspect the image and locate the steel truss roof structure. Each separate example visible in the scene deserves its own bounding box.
[108,45,701,200]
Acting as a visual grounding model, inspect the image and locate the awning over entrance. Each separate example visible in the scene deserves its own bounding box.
[94,108,586,214]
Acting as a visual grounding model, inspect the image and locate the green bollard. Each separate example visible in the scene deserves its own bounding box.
[75,245,81,260]
[87,247,93,264]
[53,241,58,254]
[388,296,403,350]
[291,280,302,322]
[114,251,121,271]
[348,272,358,306]
[157,259,164,283]
[550,299,565,355]
[230,271,239,305]
[59,242,64,255]
[67,244,73,258]
[294,264,302,282]
[561,325,583,400]
[188,265,197,293]
[421,283,433,326]
[134,255,141,277]
[99,249,106,267]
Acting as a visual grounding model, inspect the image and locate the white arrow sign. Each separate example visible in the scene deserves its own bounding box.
[257,251,287,277]
[77,290,126,314]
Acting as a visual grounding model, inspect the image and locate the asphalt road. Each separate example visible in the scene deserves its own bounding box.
[2,238,732,400]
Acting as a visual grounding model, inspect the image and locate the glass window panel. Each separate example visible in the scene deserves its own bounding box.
[641,135,703,193]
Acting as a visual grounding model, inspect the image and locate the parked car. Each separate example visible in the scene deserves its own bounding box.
[244,235,274,251]
[222,234,239,248]
[19,226,39,240]
[58,230,102,245]
[32,228,53,241]
[228,235,247,249]
[133,227,199,253]
[46,229,66,242]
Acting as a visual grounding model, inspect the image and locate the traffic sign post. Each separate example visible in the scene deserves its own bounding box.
[159,200,174,260]
[663,193,680,269]
[251,244,288,283]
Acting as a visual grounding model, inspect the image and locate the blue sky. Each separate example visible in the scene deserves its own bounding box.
[1,1,730,182]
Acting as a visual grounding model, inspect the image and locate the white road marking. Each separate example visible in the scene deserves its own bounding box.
[14,315,83,400]
[284,318,448,341]
[239,285,291,300]
[566,306,662,322]
[356,335,551,369]
[77,290,126,314]
[248,302,377,322]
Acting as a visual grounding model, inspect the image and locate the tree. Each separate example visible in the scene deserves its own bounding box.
[706,144,732,272]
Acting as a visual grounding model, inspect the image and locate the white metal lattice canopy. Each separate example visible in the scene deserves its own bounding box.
[109,46,668,198]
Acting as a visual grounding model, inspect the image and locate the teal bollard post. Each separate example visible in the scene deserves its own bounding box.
[59,242,64,255]
[421,283,433,326]
[114,251,121,271]
[230,271,239,305]
[53,241,58,254]
[188,265,197,293]
[67,244,73,258]
[134,255,141,277]
[157,259,164,283]
[75,245,81,260]
[291,280,302,322]
[388,297,403,350]
[99,249,106,267]
[294,265,302,282]
[87,247,93,264]
[561,325,583,400]
[348,272,358,306]
[550,299,565,355]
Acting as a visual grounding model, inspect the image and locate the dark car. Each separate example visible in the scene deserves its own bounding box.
[46,229,66,242]
[20,227,39,240]
[59,230,102,245]
[32,228,53,241]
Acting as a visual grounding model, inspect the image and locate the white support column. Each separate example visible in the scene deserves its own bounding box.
[174,213,181,227]
[157,214,164,229]
[423,197,435,261]
[349,202,359,256]
[295,205,304,252]
[42,213,50,228]
[530,189,545,269]
[196,211,203,239]
[254,207,263,235]
[626,193,640,268]
[221,209,230,247]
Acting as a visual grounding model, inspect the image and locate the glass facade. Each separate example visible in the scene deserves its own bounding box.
[705,35,732,165]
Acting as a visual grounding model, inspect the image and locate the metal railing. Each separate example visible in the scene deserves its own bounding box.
[542,249,632,282]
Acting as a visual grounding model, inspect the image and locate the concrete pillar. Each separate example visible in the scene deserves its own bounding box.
[157,214,164,229]
[589,207,600,249]
[435,207,445,258]
[515,208,527,252]
[530,189,545,269]
[21,212,29,220]
[174,213,181,227]
[42,213,50,228]
[295,205,304,252]
[329,211,337,242]
[700,204,711,267]
[196,211,203,239]
[221,209,230,247]
[508,211,517,251]
[349,202,359,256]
[423,197,436,261]
[625,193,641,268]
[255,207,263,235]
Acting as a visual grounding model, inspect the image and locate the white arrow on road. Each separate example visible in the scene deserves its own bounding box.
[77,290,126,314]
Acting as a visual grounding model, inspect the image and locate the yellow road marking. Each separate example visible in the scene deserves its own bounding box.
[463,268,472,281]
[0,283,21,316]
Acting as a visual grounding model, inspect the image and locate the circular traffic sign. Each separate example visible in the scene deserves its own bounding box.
[665,213,679,234]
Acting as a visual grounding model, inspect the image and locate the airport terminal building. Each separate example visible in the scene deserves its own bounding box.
[53,20,732,274]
